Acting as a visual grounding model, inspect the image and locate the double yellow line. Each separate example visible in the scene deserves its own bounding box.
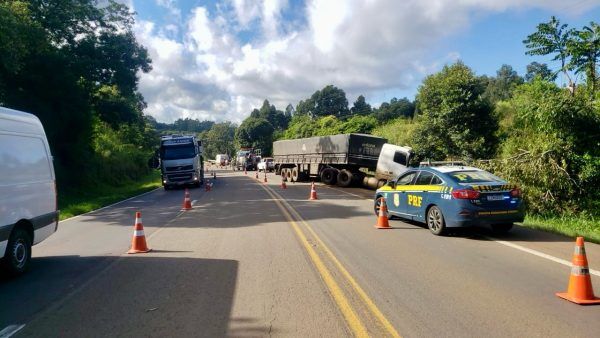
[259,183,401,338]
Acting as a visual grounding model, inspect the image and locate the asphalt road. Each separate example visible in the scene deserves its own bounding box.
[1,169,599,337]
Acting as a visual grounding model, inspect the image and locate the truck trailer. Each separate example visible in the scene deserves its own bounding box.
[273,133,413,189]
[159,135,204,189]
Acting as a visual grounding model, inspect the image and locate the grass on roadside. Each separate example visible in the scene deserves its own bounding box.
[522,213,600,244]
[58,170,162,220]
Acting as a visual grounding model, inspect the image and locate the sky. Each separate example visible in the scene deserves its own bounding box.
[124,0,600,123]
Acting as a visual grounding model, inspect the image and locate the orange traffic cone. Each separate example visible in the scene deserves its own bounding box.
[281,176,287,189]
[375,197,392,229]
[255,171,259,179]
[264,171,268,183]
[244,168,247,175]
[127,211,151,254]
[309,182,318,200]
[205,180,211,192]
[556,237,600,304]
[213,172,216,179]
[181,188,192,211]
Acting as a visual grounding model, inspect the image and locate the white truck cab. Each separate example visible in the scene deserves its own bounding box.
[0,107,59,275]
[361,143,413,189]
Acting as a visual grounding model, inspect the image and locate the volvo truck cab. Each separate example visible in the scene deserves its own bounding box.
[159,135,204,190]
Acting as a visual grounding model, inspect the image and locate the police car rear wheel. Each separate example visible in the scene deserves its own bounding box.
[427,206,446,236]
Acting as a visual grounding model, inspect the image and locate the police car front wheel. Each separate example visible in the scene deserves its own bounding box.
[427,206,447,236]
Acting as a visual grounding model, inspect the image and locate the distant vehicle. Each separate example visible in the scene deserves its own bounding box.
[374,165,524,235]
[159,135,204,190]
[273,133,413,188]
[235,148,260,171]
[257,157,274,172]
[216,154,230,166]
[0,107,59,275]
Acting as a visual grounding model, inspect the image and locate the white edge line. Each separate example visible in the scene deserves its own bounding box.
[317,180,600,278]
[59,187,162,223]
[485,236,600,277]
[0,324,25,338]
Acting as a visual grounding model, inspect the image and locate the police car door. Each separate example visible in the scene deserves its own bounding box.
[389,171,418,218]
[405,170,435,221]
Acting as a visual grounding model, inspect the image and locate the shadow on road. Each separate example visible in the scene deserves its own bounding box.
[1,255,242,338]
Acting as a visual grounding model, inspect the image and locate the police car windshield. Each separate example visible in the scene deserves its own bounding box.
[448,170,503,183]
[161,145,195,160]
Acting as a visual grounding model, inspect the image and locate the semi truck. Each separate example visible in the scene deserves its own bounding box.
[273,133,413,189]
[159,135,204,189]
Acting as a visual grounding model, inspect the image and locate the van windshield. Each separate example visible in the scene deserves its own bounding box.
[161,145,196,160]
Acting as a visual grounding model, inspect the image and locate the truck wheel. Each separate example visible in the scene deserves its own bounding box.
[427,206,447,236]
[336,169,353,187]
[3,227,32,275]
[321,168,337,185]
[291,168,299,182]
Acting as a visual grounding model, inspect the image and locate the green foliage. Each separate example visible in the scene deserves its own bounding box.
[339,115,377,134]
[350,95,372,116]
[568,22,600,94]
[413,61,498,161]
[235,117,274,154]
[201,122,236,160]
[480,79,600,214]
[523,16,574,85]
[0,0,154,191]
[373,97,415,123]
[525,62,556,82]
[295,85,349,118]
[90,119,152,186]
[258,99,289,130]
[372,118,418,147]
[482,64,524,103]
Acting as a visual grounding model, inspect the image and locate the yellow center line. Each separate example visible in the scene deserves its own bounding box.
[265,180,401,338]
[260,184,369,337]
[269,187,402,338]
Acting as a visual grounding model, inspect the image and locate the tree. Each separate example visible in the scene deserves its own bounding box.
[373,97,415,122]
[309,85,349,118]
[523,16,574,87]
[483,64,524,103]
[235,117,274,155]
[525,62,556,82]
[413,61,497,160]
[295,98,314,116]
[202,122,236,160]
[258,99,289,130]
[350,95,372,116]
[568,22,600,95]
[285,103,294,117]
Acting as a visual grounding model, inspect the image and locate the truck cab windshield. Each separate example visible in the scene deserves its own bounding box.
[161,145,196,160]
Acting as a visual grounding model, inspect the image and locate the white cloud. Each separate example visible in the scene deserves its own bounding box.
[133,0,600,123]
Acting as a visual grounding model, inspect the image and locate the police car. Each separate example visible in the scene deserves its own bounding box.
[374,165,525,235]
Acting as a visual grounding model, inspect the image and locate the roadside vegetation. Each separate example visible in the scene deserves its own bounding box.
[1,4,598,239]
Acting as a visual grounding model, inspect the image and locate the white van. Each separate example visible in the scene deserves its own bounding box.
[0,107,58,275]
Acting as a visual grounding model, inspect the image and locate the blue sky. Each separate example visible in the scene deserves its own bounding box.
[128,0,600,123]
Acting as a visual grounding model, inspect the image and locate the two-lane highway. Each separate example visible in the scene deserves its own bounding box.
[1,169,599,337]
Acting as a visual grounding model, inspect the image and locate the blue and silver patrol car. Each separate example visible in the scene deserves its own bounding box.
[374,165,525,235]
